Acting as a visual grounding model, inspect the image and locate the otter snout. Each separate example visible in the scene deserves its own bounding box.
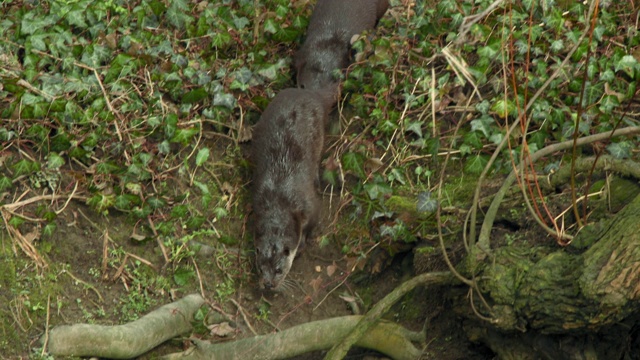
[255,240,298,291]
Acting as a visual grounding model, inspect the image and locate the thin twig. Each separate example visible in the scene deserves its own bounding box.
[230,298,258,336]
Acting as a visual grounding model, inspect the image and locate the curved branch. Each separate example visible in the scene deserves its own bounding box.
[324,271,457,360]
[478,126,640,253]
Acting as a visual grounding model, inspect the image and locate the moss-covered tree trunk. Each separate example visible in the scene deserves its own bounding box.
[462,192,640,358]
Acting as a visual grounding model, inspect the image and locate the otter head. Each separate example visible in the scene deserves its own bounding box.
[295,32,347,91]
[254,210,305,291]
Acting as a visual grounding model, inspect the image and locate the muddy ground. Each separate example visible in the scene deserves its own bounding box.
[0,128,496,359]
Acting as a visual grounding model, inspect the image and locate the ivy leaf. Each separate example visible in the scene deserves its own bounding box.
[158,140,171,154]
[606,142,632,159]
[167,0,192,30]
[470,115,494,137]
[257,59,288,81]
[193,180,210,195]
[186,215,206,229]
[115,195,133,209]
[212,92,236,109]
[42,223,57,238]
[388,168,406,185]
[599,94,620,114]
[182,88,208,104]
[171,127,199,145]
[30,34,47,51]
[364,182,392,200]
[489,132,503,145]
[550,39,563,53]
[196,148,210,166]
[171,204,189,218]
[174,266,195,286]
[164,114,178,139]
[12,159,39,177]
[47,153,65,170]
[0,128,17,141]
[146,197,167,210]
[21,12,56,35]
[491,99,516,119]
[67,9,88,28]
[341,152,366,179]
[9,216,25,228]
[417,191,438,213]
[615,55,638,79]
[582,82,602,106]
[96,162,122,174]
[233,16,250,30]
[136,153,152,167]
[274,27,300,42]
[405,121,423,138]
[218,234,238,245]
[600,69,615,82]
[464,154,489,174]
[0,176,12,192]
[87,194,116,213]
[212,32,232,48]
[264,18,278,34]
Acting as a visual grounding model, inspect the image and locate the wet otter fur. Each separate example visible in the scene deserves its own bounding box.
[295,0,389,91]
[252,87,335,290]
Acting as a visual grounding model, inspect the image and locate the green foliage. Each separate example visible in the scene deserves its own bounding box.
[334,0,640,226]
[0,1,639,354]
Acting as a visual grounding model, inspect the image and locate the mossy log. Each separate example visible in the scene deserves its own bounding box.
[40,293,205,358]
[464,192,640,357]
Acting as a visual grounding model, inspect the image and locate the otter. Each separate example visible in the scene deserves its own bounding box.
[251,87,335,290]
[295,0,389,91]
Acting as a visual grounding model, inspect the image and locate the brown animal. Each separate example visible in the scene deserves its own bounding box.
[295,0,389,91]
[251,87,334,290]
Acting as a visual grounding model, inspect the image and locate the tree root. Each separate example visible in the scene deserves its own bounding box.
[161,315,423,360]
[40,294,205,359]
[325,271,456,360]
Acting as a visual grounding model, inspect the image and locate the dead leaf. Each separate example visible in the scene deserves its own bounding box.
[326,263,337,277]
[23,227,41,244]
[339,294,356,303]
[345,256,366,272]
[221,182,234,194]
[130,231,147,242]
[104,32,117,50]
[365,157,383,173]
[208,322,235,337]
[309,276,323,292]
[237,124,253,143]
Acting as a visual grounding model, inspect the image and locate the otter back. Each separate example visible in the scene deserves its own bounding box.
[252,88,331,290]
[295,0,389,91]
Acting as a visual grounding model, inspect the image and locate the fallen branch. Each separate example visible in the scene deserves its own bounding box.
[41,294,205,359]
[162,315,423,360]
[325,271,456,360]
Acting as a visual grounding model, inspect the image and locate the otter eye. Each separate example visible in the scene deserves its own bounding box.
[283,248,290,256]
[256,249,260,255]
[275,268,282,275]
